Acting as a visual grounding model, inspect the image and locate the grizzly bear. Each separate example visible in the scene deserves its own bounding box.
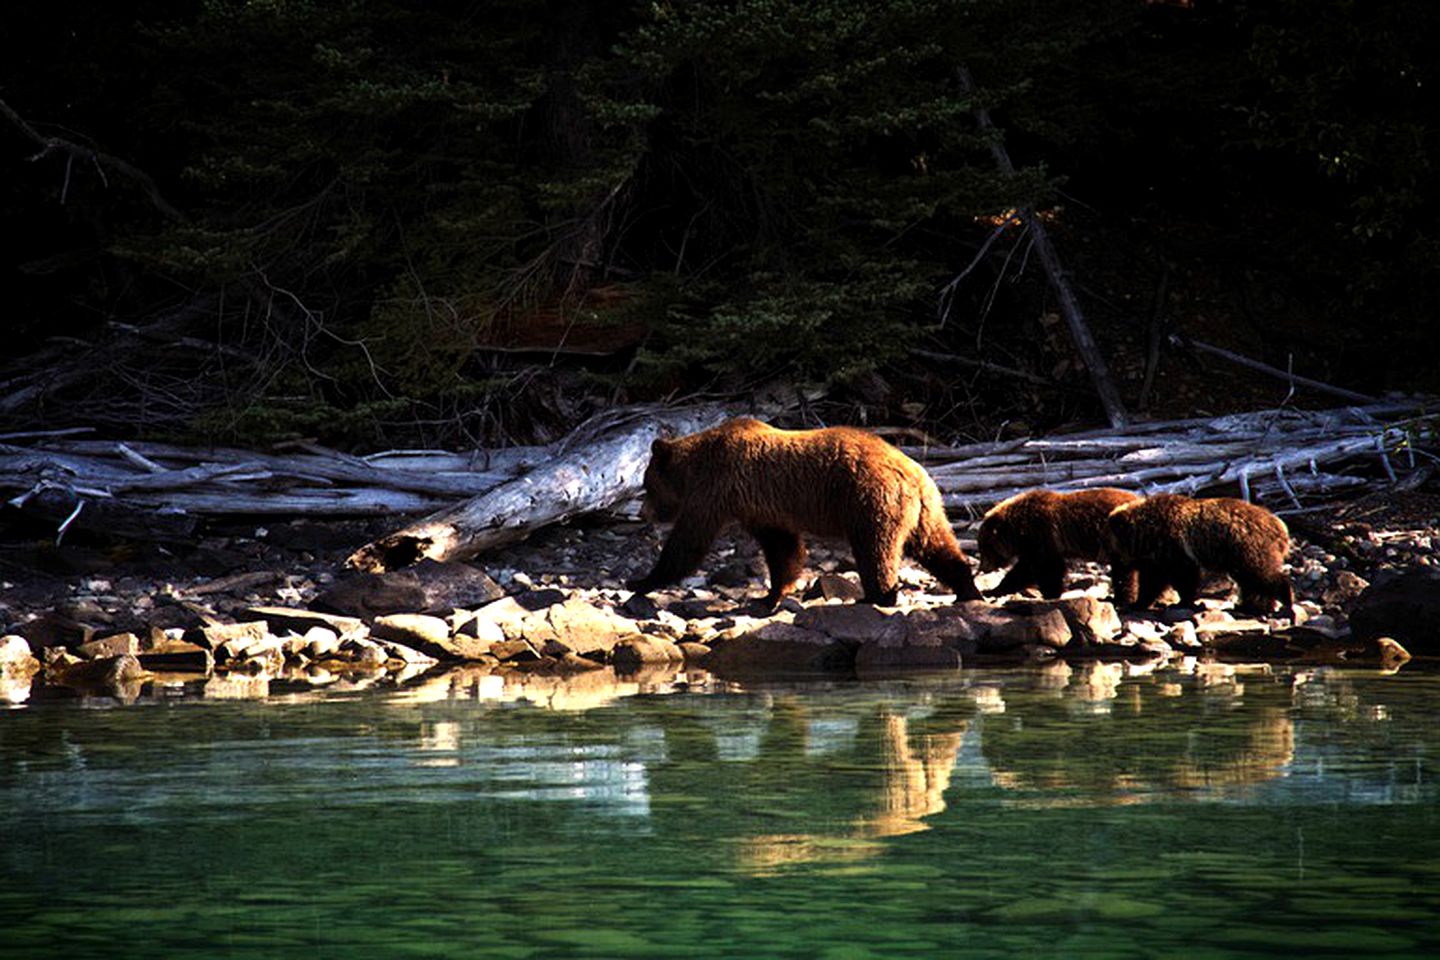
[627,418,982,606]
[977,487,1142,599]
[1106,493,1294,615]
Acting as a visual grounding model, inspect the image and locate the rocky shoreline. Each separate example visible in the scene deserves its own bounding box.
[2,492,1438,705]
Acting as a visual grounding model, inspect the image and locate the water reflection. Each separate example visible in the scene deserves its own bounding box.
[3,663,1438,959]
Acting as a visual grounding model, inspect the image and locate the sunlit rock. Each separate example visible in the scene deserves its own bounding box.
[613,635,684,671]
[0,635,40,677]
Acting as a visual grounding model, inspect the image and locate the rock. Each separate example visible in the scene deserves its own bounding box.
[1321,570,1370,608]
[51,653,148,688]
[313,561,504,618]
[373,613,496,661]
[191,620,270,652]
[1165,620,1201,649]
[231,637,287,673]
[619,593,661,620]
[1004,597,1120,646]
[511,587,568,611]
[793,603,895,642]
[470,596,534,642]
[544,598,637,657]
[312,573,425,619]
[372,613,450,647]
[705,622,851,675]
[76,632,141,660]
[377,640,439,665]
[17,613,98,652]
[345,638,390,667]
[541,638,575,657]
[137,644,214,674]
[245,607,365,640]
[881,606,983,651]
[491,639,542,663]
[666,597,736,620]
[1347,567,1440,655]
[1369,636,1412,669]
[805,573,866,603]
[1194,616,1270,637]
[854,641,961,674]
[677,641,712,664]
[985,608,1072,651]
[0,635,40,676]
[613,636,684,671]
[303,626,343,659]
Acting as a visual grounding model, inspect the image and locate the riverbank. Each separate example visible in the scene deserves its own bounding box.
[2,488,1438,704]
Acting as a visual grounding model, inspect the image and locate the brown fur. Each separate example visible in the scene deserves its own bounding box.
[628,418,981,605]
[1106,493,1294,615]
[977,488,1142,599]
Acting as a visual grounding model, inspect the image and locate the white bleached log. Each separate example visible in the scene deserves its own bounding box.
[346,406,728,572]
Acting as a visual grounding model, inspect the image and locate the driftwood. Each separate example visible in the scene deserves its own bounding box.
[1,401,1432,561]
[908,402,1432,515]
[346,406,728,572]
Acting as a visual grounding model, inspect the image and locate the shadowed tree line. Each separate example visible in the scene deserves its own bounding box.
[2,0,1435,448]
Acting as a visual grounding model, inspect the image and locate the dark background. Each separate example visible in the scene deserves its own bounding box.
[3,0,1435,448]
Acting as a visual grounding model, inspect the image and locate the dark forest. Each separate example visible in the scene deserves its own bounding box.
[3,0,1436,448]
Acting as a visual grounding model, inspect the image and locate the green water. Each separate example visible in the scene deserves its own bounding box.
[2,662,1438,959]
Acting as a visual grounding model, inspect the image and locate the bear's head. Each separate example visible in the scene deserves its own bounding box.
[638,437,687,523]
[976,511,1016,572]
[1105,499,1143,560]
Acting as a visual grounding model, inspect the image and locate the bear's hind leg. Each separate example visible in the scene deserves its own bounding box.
[990,557,1039,597]
[752,527,808,606]
[851,527,905,606]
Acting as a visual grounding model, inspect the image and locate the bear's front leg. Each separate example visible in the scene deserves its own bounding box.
[627,512,721,594]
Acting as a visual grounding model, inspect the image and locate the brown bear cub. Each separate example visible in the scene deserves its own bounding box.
[977,488,1142,599]
[628,418,982,606]
[1106,493,1294,615]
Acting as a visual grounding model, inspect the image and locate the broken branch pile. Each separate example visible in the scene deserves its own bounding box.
[1,401,1432,562]
[913,401,1435,515]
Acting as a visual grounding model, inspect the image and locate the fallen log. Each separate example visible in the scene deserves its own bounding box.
[346,405,729,572]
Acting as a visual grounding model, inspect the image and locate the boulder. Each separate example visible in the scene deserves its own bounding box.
[491,639,543,663]
[76,632,141,660]
[1347,567,1440,656]
[984,608,1072,651]
[50,653,148,689]
[705,622,851,675]
[0,635,40,677]
[677,641,712,664]
[373,613,494,661]
[854,641,961,674]
[794,603,895,642]
[191,620,271,652]
[883,606,983,652]
[544,598,637,658]
[613,636,684,672]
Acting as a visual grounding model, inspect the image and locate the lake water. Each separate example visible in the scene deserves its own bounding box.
[3,661,1438,958]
